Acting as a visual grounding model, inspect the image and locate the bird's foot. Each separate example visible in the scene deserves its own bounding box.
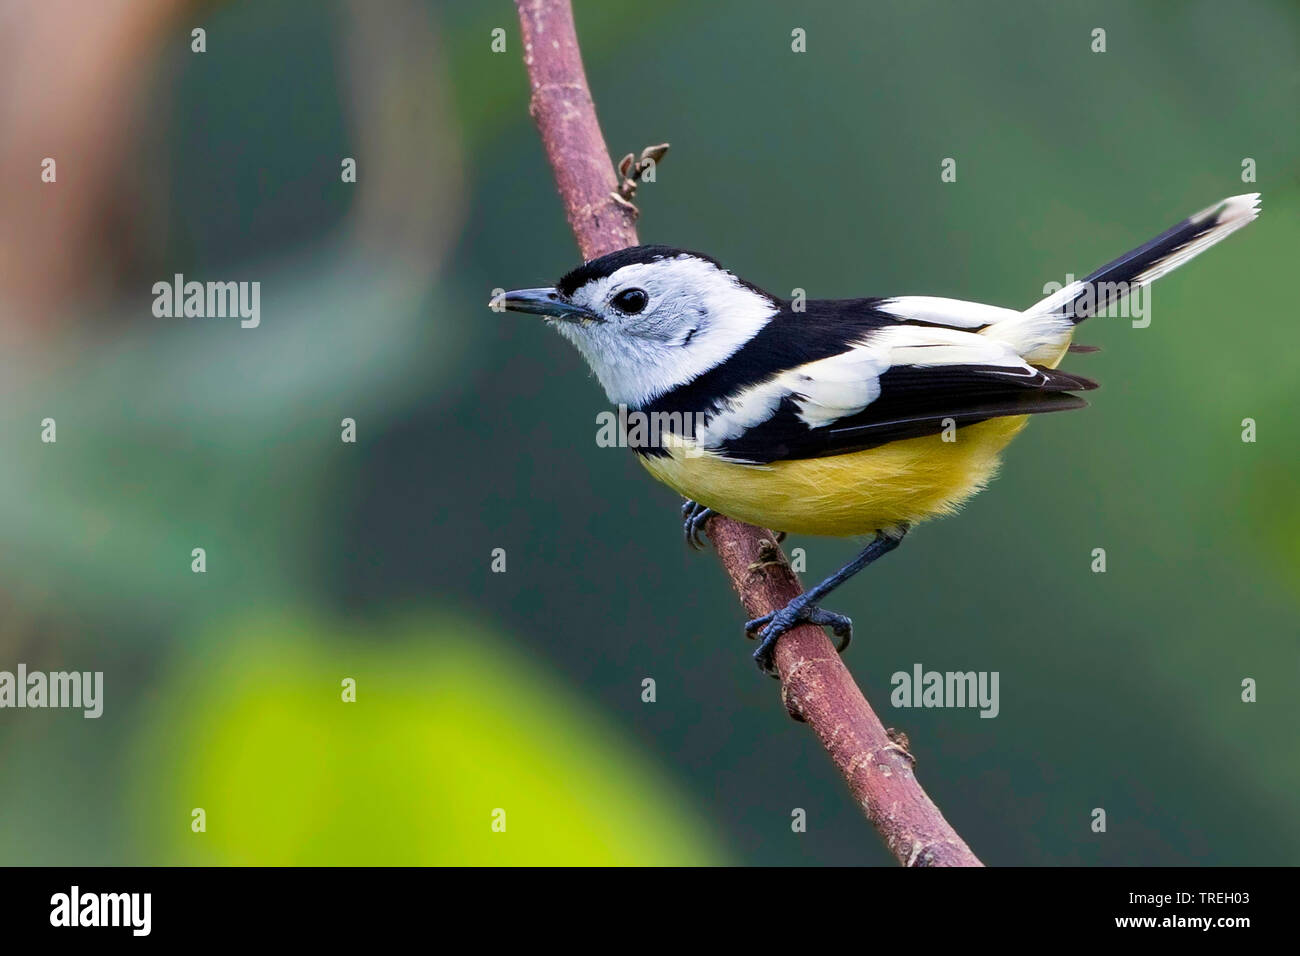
[681,499,719,550]
[745,596,852,677]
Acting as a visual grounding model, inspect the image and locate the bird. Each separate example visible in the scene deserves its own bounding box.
[499,194,1260,674]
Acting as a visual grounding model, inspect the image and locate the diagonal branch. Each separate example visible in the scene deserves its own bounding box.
[513,0,982,867]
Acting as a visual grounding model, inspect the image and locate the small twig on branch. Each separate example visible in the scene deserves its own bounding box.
[614,143,670,214]
[513,0,983,867]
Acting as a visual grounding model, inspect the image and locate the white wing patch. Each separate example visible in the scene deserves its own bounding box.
[878,296,1023,328]
[878,295,1074,366]
[980,312,1075,365]
[697,324,1042,447]
[871,324,1027,371]
[779,347,889,427]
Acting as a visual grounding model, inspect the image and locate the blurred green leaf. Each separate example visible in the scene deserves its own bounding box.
[128,612,727,865]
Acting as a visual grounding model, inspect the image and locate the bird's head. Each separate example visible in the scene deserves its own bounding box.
[498,246,777,407]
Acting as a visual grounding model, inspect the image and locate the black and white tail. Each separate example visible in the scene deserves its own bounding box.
[1027,193,1261,323]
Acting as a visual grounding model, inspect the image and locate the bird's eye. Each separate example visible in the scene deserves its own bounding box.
[610,288,649,314]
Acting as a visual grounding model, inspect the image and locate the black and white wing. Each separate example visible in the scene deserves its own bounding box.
[632,195,1262,465]
[646,302,1096,465]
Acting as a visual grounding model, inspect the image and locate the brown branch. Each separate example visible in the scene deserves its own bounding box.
[514,0,983,867]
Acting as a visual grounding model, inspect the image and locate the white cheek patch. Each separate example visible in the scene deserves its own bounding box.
[559,256,778,407]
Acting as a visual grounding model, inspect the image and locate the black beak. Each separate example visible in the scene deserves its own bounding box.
[496,287,601,324]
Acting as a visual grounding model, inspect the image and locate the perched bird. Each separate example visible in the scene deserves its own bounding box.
[500,194,1260,673]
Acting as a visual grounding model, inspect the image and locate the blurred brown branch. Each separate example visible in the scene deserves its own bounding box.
[0,0,182,327]
[513,0,982,867]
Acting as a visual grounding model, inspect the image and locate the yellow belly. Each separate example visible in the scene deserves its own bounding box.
[639,416,1030,536]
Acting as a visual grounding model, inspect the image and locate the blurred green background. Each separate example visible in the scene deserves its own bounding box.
[0,0,1296,865]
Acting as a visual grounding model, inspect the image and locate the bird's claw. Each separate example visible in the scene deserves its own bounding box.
[745,600,853,677]
[681,499,718,550]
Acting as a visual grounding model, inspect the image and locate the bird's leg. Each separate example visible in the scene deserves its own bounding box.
[745,526,908,676]
[681,499,720,550]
